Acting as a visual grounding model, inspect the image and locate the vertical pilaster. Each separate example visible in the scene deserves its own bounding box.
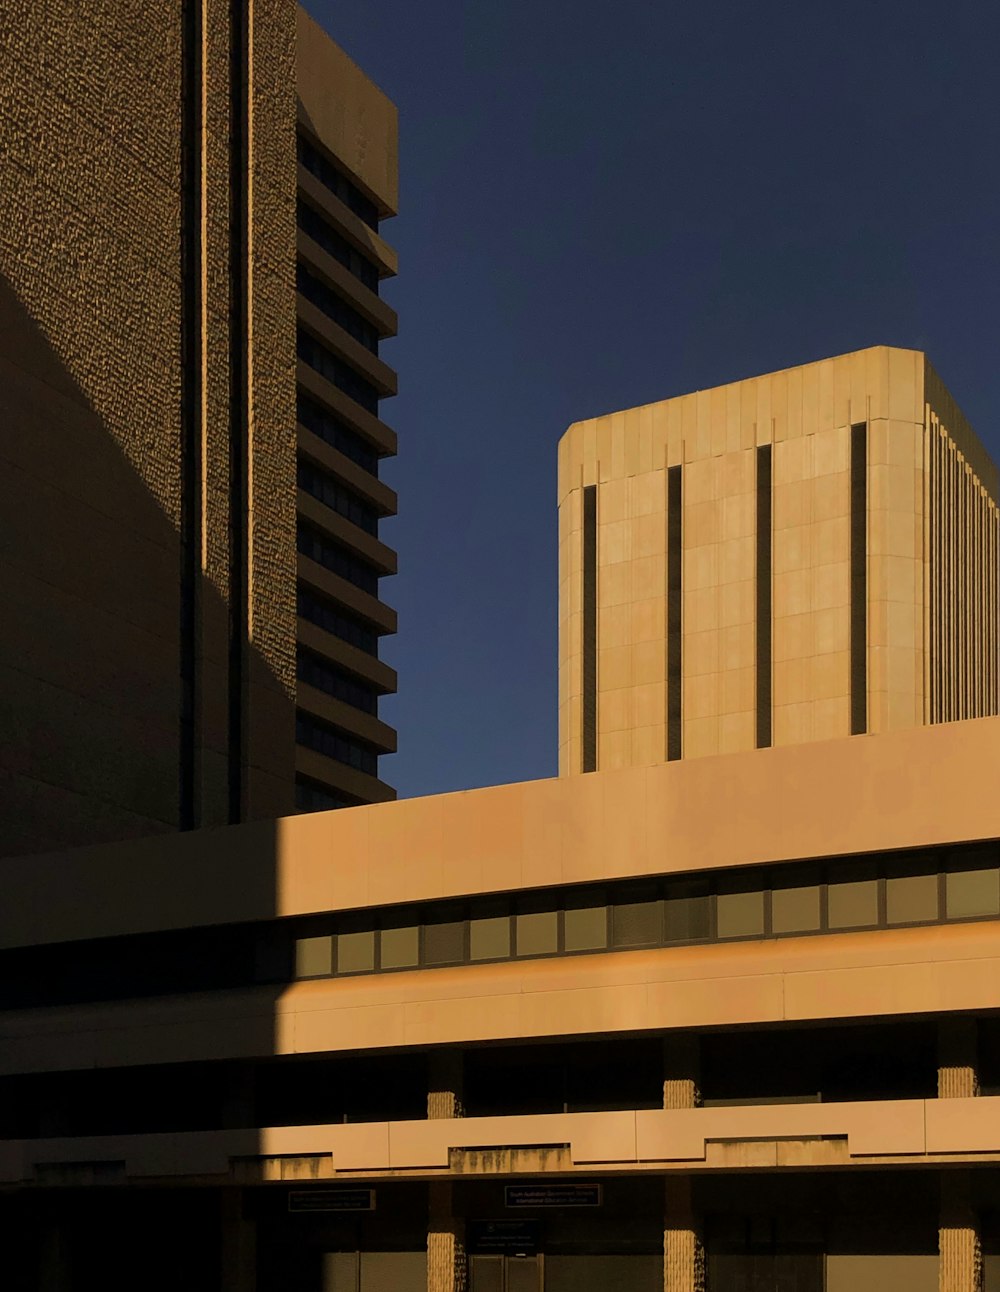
[663,1035,700,1110]
[427,1051,465,1292]
[940,1173,981,1292]
[428,1182,466,1292]
[221,1188,256,1292]
[664,1178,704,1292]
[938,1018,979,1099]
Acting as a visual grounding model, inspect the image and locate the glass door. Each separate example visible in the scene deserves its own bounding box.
[469,1254,542,1292]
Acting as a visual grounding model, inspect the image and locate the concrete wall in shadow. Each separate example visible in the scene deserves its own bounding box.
[0,0,299,856]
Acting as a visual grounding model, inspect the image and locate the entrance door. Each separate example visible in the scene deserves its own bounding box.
[469,1254,542,1291]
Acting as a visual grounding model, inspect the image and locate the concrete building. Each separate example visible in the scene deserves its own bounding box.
[0,0,398,858]
[1,348,999,1291]
[4,722,1000,1291]
[559,347,999,773]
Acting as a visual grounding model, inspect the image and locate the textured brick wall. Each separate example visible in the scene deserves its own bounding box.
[0,0,298,854]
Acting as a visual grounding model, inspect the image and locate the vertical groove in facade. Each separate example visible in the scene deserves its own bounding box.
[755,445,772,749]
[927,422,1000,726]
[581,484,598,773]
[179,0,204,830]
[227,0,250,824]
[850,423,868,735]
[666,465,683,762]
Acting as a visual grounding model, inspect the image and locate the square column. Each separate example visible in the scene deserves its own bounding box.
[664,1178,704,1292]
[940,1173,982,1292]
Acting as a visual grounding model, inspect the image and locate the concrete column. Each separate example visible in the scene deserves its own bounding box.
[939,1018,979,1099]
[38,1216,70,1292]
[939,1173,982,1292]
[221,1188,256,1292]
[663,1035,700,1110]
[428,1049,464,1120]
[427,1051,465,1291]
[664,1177,704,1292]
[429,1181,466,1292]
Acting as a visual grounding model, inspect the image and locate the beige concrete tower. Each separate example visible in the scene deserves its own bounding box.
[558,347,999,774]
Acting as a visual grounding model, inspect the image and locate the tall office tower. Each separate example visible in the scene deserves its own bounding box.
[558,346,999,775]
[294,9,399,813]
[0,1,397,858]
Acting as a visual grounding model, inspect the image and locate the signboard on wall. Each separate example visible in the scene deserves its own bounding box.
[505,1184,602,1208]
[288,1188,376,1213]
[467,1220,541,1255]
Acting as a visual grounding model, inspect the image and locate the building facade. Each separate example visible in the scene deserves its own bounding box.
[559,347,999,774]
[4,720,1000,1291]
[0,1,397,859]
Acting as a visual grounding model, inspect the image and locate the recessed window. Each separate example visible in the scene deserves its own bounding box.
[716,890,765,939]
[611,899,662,948]
[563,905,608,952]
[336,930,375,974]
[380,926,419,969]
[424,921,465,966]
[827,879,879,929]
[946,869,1000,920]
[470,916,511,961]
[516,911,559,957]
[886,874,938,925]
[771,885,821,934]
[295,935,333,978]
[664,892,711,942]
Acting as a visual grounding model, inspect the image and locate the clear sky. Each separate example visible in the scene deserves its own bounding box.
[304,0,1000,801]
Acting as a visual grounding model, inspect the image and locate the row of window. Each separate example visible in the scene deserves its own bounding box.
[297,525,381,596]
[297,329,379,415]
[298,136,381,230]
[297,201,381,292]
[298,392,380,477]
[293,845,1000,980]
[298,460,380,536]
[297,649,380,715]
[297,586,381,656]
[297,263,380,354]
[295,776,363,813]
[296,712,379,776]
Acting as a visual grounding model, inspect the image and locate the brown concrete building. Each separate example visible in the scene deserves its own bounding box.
[559,347,999,774]
[0,1,397,859]
[1,342,999,1290]
[4,721,1000,1291]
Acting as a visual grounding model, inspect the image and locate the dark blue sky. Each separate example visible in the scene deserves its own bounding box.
[305,0,1000,800]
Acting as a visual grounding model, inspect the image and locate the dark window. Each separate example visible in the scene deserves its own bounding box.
[296,586,380,656]
[297,263,379,353]
[295,711,379,776]
[298,135,381,230]
[756,444,772,748]
[667,465,683,760]
[664,884,711,942]
[582,484,597,772]
[297,392,380,476]
[295,776,360,813]
[297,201,380,291]
[297,649,379,715]
[424,915,465,965]
[297,459,380,536]
[612,891,662,947]
[851,422,868,734]
[297,328,379,415]
[297,526,380,595]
